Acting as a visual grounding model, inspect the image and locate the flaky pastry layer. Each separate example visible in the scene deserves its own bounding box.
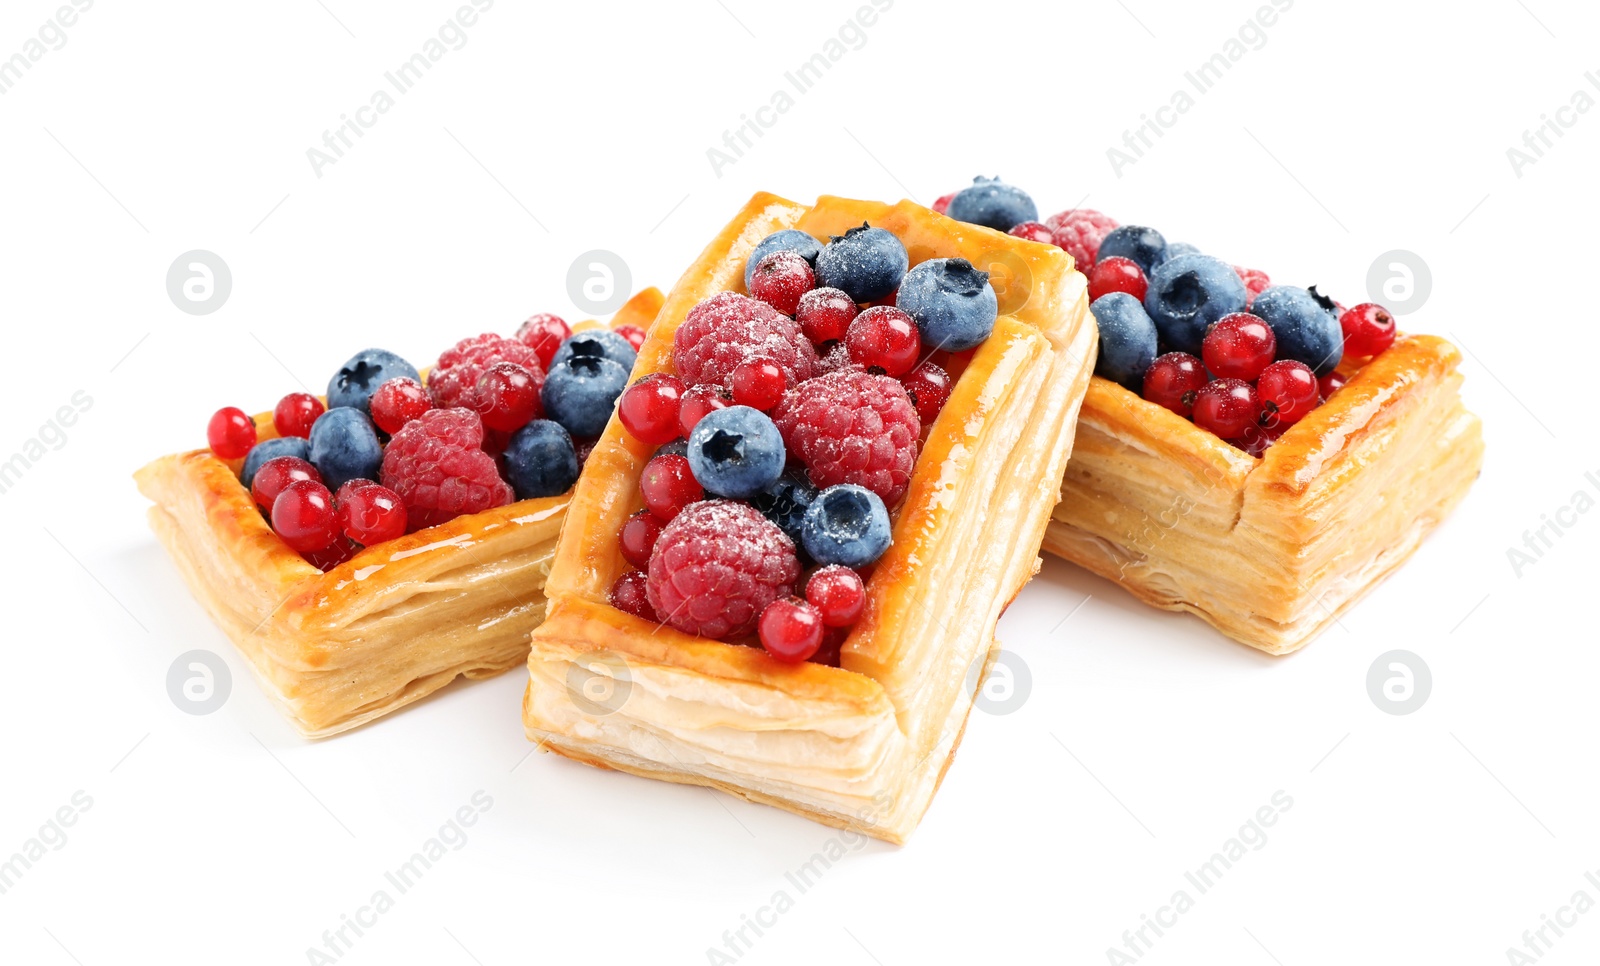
[524,193,1094,842]
[1042,334,1483,654]
[136,289,665,737]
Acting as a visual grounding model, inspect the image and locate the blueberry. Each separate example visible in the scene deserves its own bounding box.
[896,257,998,351]
[550,329,638,373]
[815,223,908,303]
[1251,285,1344,376]
[327,348,420,414]
[542,355,629,438]
[1089,293,1158,389]
[686,405,786,499]
[1098,225,1169,275]
[308,407,383,490]
[1143,253,1248,355]
[654,438,689,459]
[945,176,1039,232]
[240,436,309,488]
[503,420,579,499]
[749,471,817,548]
[744,229,822,289]
[800,484,891,568]
[1166,242,1201,259]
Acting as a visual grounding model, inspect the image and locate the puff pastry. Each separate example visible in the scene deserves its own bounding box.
[135,288,665,737]
[522,193,1095,843]
[1042,335,1483,654]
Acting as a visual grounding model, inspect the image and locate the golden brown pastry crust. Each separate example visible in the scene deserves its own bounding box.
[135,288,666,737]
[524,193,1095,843]
[1042,334,1483,654]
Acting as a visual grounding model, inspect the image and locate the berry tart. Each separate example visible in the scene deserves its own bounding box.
[938,183,1483,654]
[522,193,1095,843]
[134,288,664,737]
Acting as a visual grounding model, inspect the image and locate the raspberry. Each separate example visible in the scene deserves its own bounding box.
[379,408,513,531]
[645,500,800,640]
[673,292,818,390]
[429,334,545,410]
[1234,266,1270,308]
[773,370,920,506]
[1047,209,1118,274]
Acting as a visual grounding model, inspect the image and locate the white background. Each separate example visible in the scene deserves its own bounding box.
[2,0,1595,963]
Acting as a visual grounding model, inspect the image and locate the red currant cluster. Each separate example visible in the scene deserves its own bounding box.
[1141,303,1393,454]
[607,235,972,666]
[967,199,1398,455]
[204,311,633,571]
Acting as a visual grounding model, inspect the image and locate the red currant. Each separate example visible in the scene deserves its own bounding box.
[1008,221,1054,244]
[515,312,570,369]
[614,324,647,351]
[618,509,663,570]
[731,358,786,411]
[618,373,686,445]
[1141,352,1208,418]
[795,287,859,343]
[678,384,730,437]
[749,250,815,316]
[369,377,431,435]
[271,479,338,553]
[805,565,864,627]
[900,362,952,424]
[1318,370,1347,400]
[334,480,407,545]
[1202,312,1277,381]
[758,597,824,663]
[811,627,846,667]
[251,456,321,511]
[1087,255,1148,302]
[640,454,702,522]
[1256,360,1319,428]
[609,570,656,621]
[1339,303,1397,357]
[302,538,359,572]
[207,407,257,460]
[1231,421,1286,457]
[932,192,956,215]
[273,393,324,439]
[1192,378,1262,439]
[845,306,921,376]
[473,362,543,432]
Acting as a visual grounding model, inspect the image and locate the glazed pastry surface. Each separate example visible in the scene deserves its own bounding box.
[524,193,1095,843]
[136,288,666,736]
[1042,335,1483,654]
